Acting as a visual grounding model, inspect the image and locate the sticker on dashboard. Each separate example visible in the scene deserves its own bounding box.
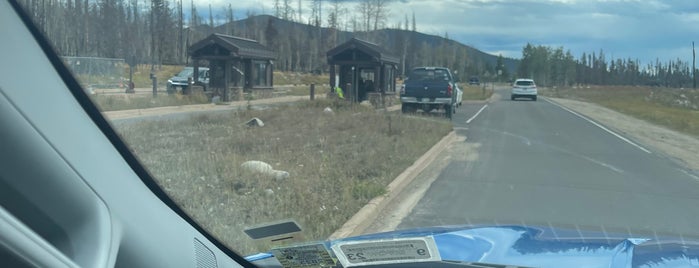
[271,243,336,268]
[331,237,441,267]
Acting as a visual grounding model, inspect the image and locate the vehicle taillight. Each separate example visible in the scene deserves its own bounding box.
[400,84,405,95]
[447,84,453,97]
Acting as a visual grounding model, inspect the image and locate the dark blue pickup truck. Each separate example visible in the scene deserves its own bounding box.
[400,67,460,119]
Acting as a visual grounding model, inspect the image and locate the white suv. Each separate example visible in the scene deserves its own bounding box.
[511,79,537,101]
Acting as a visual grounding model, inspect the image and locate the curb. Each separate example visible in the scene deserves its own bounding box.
[329,131,458,239]
[461,88,501,105]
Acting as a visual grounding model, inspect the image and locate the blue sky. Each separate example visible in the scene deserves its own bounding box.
[190,0,699,65]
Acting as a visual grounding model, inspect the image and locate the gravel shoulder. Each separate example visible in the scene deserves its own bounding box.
[547,97,699,173]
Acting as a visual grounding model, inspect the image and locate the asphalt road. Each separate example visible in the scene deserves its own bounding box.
[399,87,699,238]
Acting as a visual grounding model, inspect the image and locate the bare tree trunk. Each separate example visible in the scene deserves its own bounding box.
[178,0,183,64]
[372,0,389,31]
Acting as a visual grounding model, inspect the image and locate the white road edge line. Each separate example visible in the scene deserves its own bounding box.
[543,98,652,154]
[466,104,488,124]
[679,168,699,181]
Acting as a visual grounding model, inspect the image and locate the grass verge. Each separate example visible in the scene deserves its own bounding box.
[274,71,327,85]
[91,92,210,111]
[459,84,494,101]
[113,99,452,255]
[121,64,184,89]
[275,85,331,96]
[80,63,328,89]
[542,86,699,137]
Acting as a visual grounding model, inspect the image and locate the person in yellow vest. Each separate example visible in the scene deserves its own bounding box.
[334,86,344,99]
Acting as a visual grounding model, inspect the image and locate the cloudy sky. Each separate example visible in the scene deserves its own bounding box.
[194,0,699,65]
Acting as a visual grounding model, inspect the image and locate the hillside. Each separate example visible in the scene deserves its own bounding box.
[209,15,519,79]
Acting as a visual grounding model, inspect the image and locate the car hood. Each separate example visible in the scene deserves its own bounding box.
[246,225,699,267]
[168,75,189,82]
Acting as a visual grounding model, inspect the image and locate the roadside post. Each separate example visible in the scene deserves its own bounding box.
[150,69,157,97]
[310,83,315,100]
[126,55,136,93]
[186,77,192,95]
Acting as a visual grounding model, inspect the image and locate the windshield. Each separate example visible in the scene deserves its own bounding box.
[176,68,194,77]
[515,80,534,86]
[410,69,451,82]
[18,0,699,266]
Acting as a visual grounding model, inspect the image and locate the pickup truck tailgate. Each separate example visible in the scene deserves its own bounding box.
[402,67,453,99]
[404,81,452,99]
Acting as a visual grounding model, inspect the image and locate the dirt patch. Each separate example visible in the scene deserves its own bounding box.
[548,97,699,172]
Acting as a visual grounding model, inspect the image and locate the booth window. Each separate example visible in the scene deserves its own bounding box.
[253,60,270,87]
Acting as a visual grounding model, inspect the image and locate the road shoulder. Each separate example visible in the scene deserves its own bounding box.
[546,97,699,173]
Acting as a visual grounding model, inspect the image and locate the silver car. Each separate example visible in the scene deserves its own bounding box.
[511,78,538,101]
[166,67,209,93]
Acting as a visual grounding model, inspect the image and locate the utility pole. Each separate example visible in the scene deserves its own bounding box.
[693,41,696,89]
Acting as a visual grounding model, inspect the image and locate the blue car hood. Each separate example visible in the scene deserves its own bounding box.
[247,225,699,267]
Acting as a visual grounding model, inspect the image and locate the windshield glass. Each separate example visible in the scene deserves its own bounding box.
[18,0,699,264]
[176,68,194,77]
[410,69,450,82]
[515,81,534,86]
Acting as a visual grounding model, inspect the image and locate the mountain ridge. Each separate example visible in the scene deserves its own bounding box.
[202,14,519,78]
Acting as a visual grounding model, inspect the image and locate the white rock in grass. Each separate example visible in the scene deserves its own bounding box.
[246,117,265,127]
[323,107,334,114]
[264,188,274,195]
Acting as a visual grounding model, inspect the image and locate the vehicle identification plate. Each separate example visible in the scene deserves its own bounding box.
[271,243,335,268]
[331,237,441,267]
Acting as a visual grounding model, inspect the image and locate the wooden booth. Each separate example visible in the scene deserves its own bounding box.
[326,38,399,105]
[189,33,276,101]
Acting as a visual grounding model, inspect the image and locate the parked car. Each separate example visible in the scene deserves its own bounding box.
[468,76,480,85]
[400,67,460,119]
[166,67,209,93]
[511,78,538,101]
[455,83,463,107]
